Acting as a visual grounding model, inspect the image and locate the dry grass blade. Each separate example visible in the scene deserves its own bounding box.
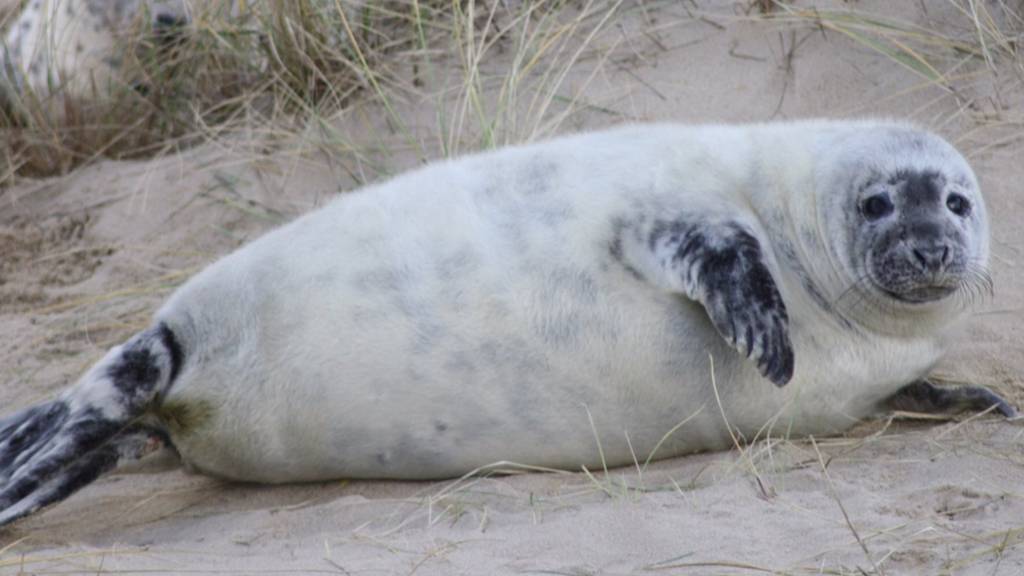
[947,0,1024,73]
[768,2,1024,89]
[707,352,775,500]
[643,559,777,573]
[440,0,630,154]
[28,267,196,315]
[810,436,885,576]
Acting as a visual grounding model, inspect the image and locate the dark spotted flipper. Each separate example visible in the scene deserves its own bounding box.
[0,424,168,526]
[0,324,183,527]
[614,217,793,386]
[888,379,1017,418]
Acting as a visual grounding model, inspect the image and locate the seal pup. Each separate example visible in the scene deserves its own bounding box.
[0,119,1013,527]
[1,0,189,102]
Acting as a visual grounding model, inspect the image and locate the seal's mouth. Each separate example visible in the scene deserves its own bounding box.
[880,283,958,304]
[866,250,964,305]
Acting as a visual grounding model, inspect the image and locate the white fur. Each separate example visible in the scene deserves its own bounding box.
[150,120,986,482]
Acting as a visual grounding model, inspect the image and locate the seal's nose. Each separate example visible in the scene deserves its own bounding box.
[912,245,950,272]
[154,13,186,28]
[152,12,188,50]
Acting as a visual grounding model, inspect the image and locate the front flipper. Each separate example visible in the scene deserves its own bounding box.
[888,379,1017,418]
[614,216,793,386]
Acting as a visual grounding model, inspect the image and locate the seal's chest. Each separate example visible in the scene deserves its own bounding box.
[802,332,942,415]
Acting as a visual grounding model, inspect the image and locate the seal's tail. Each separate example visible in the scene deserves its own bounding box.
[0,323,183,527]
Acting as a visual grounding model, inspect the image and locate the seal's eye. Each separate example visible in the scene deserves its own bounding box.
[946,193,971,217]
[862,193,894,220]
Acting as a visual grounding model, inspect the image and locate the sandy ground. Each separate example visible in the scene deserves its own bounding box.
[2,1,1024,574]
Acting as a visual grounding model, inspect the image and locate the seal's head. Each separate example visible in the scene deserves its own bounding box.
[817,123,990,320]
[855,166,984,304]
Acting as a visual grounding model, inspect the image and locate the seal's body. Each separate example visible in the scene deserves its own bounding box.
[0,120,1011,525]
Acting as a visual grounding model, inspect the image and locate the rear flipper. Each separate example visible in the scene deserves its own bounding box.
[888,379,1017,418]
[0,323,182,528]
[0,425,168,526]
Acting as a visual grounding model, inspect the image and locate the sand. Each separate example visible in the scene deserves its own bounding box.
[2,1,1024,574]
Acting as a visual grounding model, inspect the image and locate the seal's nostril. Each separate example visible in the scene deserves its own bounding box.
[154,13,188,34]
[155,13,182,28]
[913,248,927,268]
[153,13,188,48]
[912,246,947,272]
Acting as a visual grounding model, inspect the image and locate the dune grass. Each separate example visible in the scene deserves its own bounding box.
[1,0,1013,182]
[0,0,600,191]
[768,0,1023,113]
[2,0,1020,186]
[0,0,642,187]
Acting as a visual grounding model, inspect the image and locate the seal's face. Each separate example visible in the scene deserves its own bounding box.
[817,126,989,316]
[852,165,986,305]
